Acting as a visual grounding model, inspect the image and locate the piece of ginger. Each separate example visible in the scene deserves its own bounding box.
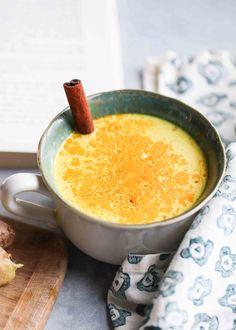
[0,220,15,248]
[0,246,23,287]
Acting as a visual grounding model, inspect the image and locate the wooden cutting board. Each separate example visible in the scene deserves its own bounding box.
[0,217,68,330]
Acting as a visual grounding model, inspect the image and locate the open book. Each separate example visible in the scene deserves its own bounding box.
[0,0,123,167]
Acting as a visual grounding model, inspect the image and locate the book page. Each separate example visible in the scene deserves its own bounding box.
[0,0,123,153]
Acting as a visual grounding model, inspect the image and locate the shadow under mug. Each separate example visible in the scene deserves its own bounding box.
[1,90,226,264]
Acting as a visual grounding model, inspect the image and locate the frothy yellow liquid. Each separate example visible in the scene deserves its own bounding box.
[54,114,207,224]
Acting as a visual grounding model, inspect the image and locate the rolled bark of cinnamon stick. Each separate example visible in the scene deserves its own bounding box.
[63,79,94,134]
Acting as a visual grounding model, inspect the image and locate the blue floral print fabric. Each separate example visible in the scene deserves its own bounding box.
[108,51,236,329]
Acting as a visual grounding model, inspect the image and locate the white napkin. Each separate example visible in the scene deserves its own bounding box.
[143,51,236,145]
[108,51,236,329]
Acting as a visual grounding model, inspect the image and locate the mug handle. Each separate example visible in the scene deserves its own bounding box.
[1,173,56,226]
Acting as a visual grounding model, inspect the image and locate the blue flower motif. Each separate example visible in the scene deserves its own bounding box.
[218,284,236,312]
[159,270,183,297]
[198,61,224,84]
[188,56,195,63]
[215,247,236,277]
[158,302,188,330]
[226,149,236,167]
[142,304,153,325]
[217,205,236,235]
[206,110,233,127]
[229,319,236,330]
[230,102,236,108]
[198,93,227,107]
[231,55,236,68]
[216,175,236,201]
[191,313,219,330]
[128,255,143,264]
[190,206,210,230]
[110,267,130,299]
[180,237,214,266]
[166,76,192,94]
[188,276,212,306]
[137,265,163,292]
[170,57,185,70]
[108,303,131,327]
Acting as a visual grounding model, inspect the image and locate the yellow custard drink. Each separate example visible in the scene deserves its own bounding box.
[54,113,207,225]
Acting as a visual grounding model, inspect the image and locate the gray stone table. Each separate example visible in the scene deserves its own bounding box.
[1,1,236,329]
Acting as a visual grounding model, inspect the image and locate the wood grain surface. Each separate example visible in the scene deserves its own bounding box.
[0,217,67,330]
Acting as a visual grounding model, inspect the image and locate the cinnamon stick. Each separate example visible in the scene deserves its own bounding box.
[63,79,94,134]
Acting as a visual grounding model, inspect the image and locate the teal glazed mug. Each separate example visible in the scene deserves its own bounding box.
[1,90,226,264]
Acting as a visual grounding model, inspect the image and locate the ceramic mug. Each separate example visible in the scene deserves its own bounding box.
[1,90,225,265]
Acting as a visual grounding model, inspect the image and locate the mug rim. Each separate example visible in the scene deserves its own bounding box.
[37,89,226,230]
